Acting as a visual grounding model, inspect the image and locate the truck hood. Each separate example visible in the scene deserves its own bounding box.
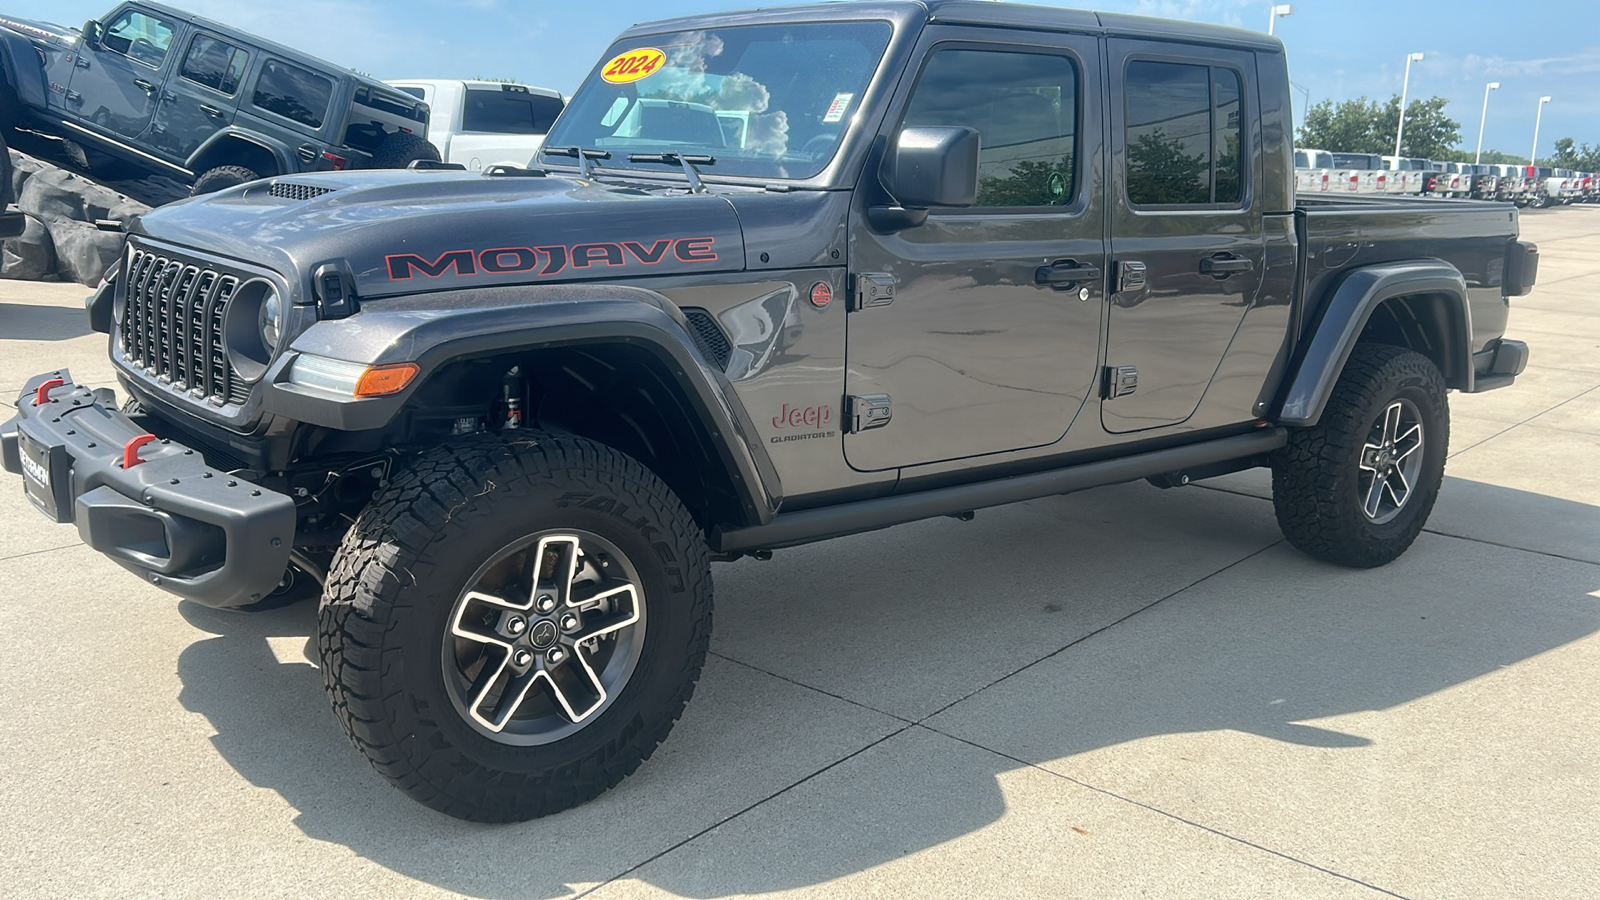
[133,170,746,300]
[0,15,78,46]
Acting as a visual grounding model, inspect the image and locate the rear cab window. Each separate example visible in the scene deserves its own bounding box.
[252,59,333,129]
[463,88,565,135]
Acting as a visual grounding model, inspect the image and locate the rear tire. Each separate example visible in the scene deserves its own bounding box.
[370,131,441,169]
[191,165,260,196]
[318,432,711,822]
[1271,344,1448,568]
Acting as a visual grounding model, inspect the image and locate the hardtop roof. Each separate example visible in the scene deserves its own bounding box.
[617,0,1283,53]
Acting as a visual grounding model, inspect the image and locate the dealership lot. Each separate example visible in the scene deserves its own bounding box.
[1,206,1597,899]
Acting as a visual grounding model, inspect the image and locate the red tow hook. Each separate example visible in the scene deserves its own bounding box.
[34,377,64,407]
[122,434,158,468]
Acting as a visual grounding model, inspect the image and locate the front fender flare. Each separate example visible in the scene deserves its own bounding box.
[0,30,51,110]
[261,283,781,525]
[1277,260,1470,427]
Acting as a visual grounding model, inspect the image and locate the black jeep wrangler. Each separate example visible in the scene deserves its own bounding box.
[0,1,437,194]
[2,1,1535,823]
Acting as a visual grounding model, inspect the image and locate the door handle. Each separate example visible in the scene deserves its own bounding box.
[133,78,156,94]
[199,104,224,118]
[1034,261,1101,289]
[1199,254,1254,277]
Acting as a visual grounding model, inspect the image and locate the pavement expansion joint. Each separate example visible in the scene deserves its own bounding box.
[917,723,1416,900]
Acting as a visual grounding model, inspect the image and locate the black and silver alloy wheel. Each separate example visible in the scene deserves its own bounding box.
[1272,343,1448,569]
[1356,399,1425,524]
[319,432,711,822]
[444,530,647,744]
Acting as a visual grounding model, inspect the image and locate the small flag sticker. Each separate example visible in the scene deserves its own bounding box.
[823,93,855,123]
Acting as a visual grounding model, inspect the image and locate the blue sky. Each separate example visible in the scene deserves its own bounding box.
[15,0,1599,157]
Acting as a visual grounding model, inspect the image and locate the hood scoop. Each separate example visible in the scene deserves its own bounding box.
[267,181,338,202]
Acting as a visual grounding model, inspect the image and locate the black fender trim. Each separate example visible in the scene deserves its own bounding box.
[261,283,781,526]
[187,128,295,175]
[1277,260,1470,427]
[0,30,50,109]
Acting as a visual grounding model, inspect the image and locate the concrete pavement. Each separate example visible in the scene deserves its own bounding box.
[0,206,1596,899]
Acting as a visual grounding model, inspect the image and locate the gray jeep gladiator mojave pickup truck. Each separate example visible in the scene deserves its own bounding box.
[0,2,437,193]
[1,1,1536,822]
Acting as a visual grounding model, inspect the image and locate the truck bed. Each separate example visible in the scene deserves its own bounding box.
[1296,195,1519,367]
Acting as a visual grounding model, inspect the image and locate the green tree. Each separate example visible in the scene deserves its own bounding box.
[977,157,1075,207]
[1441,149,1528,165]
[1126,130,1208,204]
[1295,94,1460,159]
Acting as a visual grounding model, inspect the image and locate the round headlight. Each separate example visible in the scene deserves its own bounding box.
[259,289,282,348]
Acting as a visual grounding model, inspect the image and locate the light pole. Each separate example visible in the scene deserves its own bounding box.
[1394,52,1425,157]
[1268,4,1293,35]
[1474,82,1500,164]
[1531,95,1551,164]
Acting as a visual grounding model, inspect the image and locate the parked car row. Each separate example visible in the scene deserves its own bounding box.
[1294,148,1598,207]
[0,3,565,195]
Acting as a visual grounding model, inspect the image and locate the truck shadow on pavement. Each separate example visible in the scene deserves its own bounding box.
[0,301,93,342]
[174,477,1600,898]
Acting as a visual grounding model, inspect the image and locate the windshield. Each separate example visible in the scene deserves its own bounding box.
[543,21,893,181]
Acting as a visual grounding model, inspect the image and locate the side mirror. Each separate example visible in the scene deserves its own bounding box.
[81,20,102,47]
[871,125,980,231]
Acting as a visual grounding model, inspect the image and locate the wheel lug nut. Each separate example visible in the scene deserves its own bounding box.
[560,613,579,631]
[513,649,533,667]
[505,616,527,635]
[546,647,565,665]
[535,594,556,613]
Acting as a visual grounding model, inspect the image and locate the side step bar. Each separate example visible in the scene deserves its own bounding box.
[712,427,1287,553]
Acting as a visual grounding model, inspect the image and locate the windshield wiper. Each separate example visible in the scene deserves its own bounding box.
[542,146,611,179]
[626,153,716,194]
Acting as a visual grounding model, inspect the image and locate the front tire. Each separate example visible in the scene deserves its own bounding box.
[1271,344,1448,568]
[318,432,711,822]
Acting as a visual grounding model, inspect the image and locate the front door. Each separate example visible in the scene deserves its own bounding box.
[1102,40,1265,433]
[66,4,180,140]
[844,29,1106,472]
[149,31,249,164]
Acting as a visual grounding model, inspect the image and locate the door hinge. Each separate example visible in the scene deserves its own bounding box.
[64,90,82,104]
[74,56,91,69]
[852,273,896,310]
[1116,260,1147,293]
[1102,366,1138,399]
[847,394,893,432]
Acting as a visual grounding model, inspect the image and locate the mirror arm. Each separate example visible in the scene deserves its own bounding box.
[866,205,929,233]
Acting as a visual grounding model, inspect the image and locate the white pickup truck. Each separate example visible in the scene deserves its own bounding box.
[384,80,566,171]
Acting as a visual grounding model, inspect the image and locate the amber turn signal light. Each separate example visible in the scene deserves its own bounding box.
[354,362,420,397]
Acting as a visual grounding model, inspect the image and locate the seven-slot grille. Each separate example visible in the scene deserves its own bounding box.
[119,247,250,406]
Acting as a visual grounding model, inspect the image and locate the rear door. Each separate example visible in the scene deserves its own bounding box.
[149,31,250,164]
[844,27,1106,471]
[1101,41,1264,433]
[64,4,181,140]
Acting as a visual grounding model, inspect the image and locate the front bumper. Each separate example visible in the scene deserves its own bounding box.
[1,370,295,608]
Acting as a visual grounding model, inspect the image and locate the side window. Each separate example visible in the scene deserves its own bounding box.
[100,9,177,67]
[1124,60,1247,206]
[180,35,248,95]
[252,60,333,129]
[902,48,1079,209]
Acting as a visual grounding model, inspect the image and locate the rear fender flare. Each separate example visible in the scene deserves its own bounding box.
[261,283,781,526]
[187,129,293,176]
[1277,260,1471,426]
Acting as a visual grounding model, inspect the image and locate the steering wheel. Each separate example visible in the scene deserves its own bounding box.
[129,38,162,65]
[801,133,837,159]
